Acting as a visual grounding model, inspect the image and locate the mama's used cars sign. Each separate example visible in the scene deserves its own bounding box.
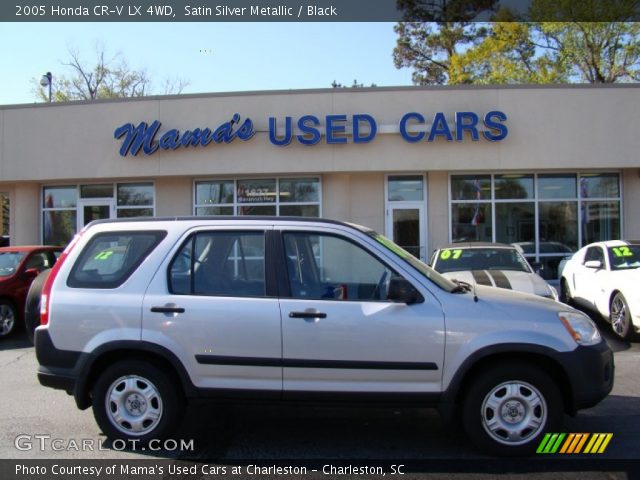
[114,111,508,157]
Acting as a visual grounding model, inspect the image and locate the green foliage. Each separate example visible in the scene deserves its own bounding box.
[34,45,188,102]
[394,1,640,84]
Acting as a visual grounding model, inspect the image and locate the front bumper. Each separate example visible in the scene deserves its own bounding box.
[557,340,614,413]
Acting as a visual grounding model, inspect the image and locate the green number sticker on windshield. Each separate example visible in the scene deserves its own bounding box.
[612,246,633,257]
[440,249,463,260]
[94,251,114,261]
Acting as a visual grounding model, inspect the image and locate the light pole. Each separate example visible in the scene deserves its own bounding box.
[40,72,52,102]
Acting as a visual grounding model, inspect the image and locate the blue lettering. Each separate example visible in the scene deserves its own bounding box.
[455,112,479,141]
[428,112,453,142]
[353,114,377,143]
[326,115,347,144]
[115,115,254,156]
[114,121,160,156]
[296,115,321,146]
[482,111,508,141]
[199,128,213,146]
[159,129,180,150]
[269,117,293,146]
[236,118,255,140]
[399,113,425,142]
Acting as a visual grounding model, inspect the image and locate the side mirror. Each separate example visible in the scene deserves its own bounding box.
[584,260,602,269]
[387,276,423,305]
[23,268,40,280]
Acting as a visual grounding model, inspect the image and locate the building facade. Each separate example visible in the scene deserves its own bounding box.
[1,84,639,283]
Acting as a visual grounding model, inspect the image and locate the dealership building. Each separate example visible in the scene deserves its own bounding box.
[0,84,639,282]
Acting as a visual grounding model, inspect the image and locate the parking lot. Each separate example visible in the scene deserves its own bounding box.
[1,310,639,479]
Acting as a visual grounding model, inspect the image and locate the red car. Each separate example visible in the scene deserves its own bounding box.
[0,246,62,337]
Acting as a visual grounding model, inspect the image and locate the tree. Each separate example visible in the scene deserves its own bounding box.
[35,44,189,102]
[393,22,488,84]
[449,22,640,84]
[331,79,378,88]
[394,1,640,85]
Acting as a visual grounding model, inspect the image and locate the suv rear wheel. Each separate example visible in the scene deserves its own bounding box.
[92,360,184,443]
[462,362,563,456]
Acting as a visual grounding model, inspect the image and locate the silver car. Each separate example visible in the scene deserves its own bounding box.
[35,217,612,456]
[430,242,558,300]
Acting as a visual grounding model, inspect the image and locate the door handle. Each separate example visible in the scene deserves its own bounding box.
[151,305,185,314]
[289,311,327,319]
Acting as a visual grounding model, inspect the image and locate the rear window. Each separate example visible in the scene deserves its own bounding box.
[68,230,166,288]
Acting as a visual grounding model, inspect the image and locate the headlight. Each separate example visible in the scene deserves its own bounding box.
[559,311,601,346]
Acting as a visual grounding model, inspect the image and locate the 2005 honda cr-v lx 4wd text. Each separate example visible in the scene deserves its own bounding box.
[34,217,613,456]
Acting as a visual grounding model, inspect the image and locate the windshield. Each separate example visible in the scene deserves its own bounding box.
[367,232,457,292]
[0,252,26,277]
[608,245,640,270]
[433,247,531,274]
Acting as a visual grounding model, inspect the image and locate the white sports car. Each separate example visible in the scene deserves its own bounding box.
[560,240,640,340]
[430,242,558,300]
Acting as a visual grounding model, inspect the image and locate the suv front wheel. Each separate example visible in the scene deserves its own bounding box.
[92,360,184,444]
[462,362,563,456]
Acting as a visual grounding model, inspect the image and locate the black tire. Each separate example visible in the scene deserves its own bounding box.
[559,278,572,306]
[610,292,635,341]
[24,269,50,345]
[0,300,18,338]
[92,360,184,444]
[462,362,563,456]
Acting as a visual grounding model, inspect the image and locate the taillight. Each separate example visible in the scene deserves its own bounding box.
[40,233,82,326]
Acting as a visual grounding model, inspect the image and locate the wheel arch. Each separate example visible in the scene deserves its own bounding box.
[443,346,574,416]
[74,341,197,410]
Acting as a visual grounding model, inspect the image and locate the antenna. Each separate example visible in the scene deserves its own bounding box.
[472,277,478,303]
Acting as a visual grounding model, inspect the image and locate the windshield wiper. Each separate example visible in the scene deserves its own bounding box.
[451,279,472,293]
[451,279,479,302]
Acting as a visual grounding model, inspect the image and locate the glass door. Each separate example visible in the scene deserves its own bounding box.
[386,204,425,261]
[78,199,114,228]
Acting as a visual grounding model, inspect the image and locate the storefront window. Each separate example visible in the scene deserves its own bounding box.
[451,175,491,201]
[495,174,534,199]
[196,181,234,205]
[388,175,424,201]
[495,203,535,244]
[451,203,492,242]
[43,186,76,209]
[43,210,76,246]
[449,172,621,282]
[582,201,620,245]
[538,174,577,199]
[195,178,321,218]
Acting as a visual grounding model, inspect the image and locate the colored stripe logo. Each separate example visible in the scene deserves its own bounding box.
[537,433,613,454]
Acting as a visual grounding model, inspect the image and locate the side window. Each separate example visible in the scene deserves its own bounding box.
[584,246,604,265]
[68,231,166,288]
[283,232,397,301]
[169,231,266,297]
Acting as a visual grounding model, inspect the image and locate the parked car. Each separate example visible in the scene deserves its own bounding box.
[430,242,558,300]
[35,217,612,456]
[560,240,640,340]
[0,245,62,337]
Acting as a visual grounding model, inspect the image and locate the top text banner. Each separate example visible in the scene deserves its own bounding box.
[4,1,640,22]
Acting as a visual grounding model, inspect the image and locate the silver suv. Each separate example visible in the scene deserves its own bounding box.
[35,217,613,456]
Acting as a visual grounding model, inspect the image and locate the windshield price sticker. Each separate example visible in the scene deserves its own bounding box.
[612,246,633,257]
[440,249,463,260]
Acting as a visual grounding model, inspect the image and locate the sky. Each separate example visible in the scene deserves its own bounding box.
[0,22,414,105]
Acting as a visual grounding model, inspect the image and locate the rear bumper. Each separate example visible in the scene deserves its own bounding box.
[35,328,83,399]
